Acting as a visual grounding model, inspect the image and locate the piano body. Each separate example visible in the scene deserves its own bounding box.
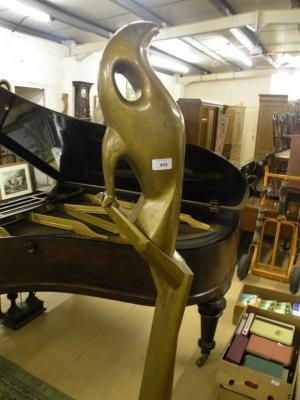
[0,86,247,365]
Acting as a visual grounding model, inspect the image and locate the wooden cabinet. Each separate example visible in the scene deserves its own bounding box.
[254,94,289,160]
[224,105,245,162]
[177,98,224,151]
[177,99,246,162]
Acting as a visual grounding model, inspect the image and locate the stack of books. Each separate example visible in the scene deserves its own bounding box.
[237,293,300,317]
[225,312,298,383]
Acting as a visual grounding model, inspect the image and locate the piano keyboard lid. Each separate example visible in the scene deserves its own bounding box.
[0,87,248,211]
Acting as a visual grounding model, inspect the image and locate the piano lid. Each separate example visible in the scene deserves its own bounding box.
[0,87,247,208]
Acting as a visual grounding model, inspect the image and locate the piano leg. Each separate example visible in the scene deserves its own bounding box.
[1,292,45,330]
[196,296,227,367]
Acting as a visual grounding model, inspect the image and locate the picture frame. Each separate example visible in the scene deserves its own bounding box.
[0,162,33,200]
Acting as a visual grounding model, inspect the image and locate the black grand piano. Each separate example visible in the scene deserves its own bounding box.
[0,86,247,366]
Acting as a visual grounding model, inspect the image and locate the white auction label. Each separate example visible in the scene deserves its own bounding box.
[152,158,172,171]
[271,380,280,387]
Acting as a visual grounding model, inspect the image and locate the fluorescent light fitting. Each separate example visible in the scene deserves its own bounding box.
[224,45,252,67]
[183,36,225,63]
[2,0,51,22]
[153,38,202,64]
[246,24,256,32]
[149,54,189,74]
[230,28,254,52]
[203,35,252,67]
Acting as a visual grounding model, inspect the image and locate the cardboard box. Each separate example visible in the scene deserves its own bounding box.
[295,374,300,400]
[233,284,300,325]
[217,306,299,400]
[216,386,250,399]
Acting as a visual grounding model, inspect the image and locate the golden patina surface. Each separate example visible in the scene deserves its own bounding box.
[0,227,10,237]
[99,21,186,256]
[27,212,128,244]
[98,21,193,400]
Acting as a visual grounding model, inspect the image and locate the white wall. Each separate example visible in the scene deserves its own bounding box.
[156,72,183,101]
[0,24,184,116]
[15,86,45,105]
[0,27,68,111]
[183,75,271,107]
[270,70,300,99]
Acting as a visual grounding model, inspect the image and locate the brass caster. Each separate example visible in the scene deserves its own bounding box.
[196,354,208,368]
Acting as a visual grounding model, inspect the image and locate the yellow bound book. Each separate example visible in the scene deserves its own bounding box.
[250,315,295,345]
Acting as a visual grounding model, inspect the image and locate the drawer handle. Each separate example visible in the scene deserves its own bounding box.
[244,380,258,389]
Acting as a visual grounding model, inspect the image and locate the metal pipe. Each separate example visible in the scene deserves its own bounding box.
[18,0,112,38]
[111,0,212,74]
[209,0,277,68]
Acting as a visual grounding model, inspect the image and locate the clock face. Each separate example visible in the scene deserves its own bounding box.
[80,88,87,98]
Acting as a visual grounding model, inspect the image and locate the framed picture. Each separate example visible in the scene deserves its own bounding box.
[0,162,33,200]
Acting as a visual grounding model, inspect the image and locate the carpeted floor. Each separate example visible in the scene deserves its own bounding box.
[0,355,73,399]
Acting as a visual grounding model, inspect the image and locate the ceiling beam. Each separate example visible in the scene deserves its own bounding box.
[110,0,211,74]
[156,11,257,40]
[17,0,205,75]
[0,16,62,42]
[71,40,108,56]
[71,9,300,55]
[210,0,235,15]
[155,9,300,40]
[267,43,300,53]
[260,8,300,24]
[209,0,276,67]
[150,47,210,75]
[73,13,260,54]
[18,0,112,38]
[179,68,274,86]
[182,36,241,71]
[72,43,198,75]
[111,0,243,72]
[110,0,164,26]
[149,47,206,75]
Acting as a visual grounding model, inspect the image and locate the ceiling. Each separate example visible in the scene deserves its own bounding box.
[0,0,300,75]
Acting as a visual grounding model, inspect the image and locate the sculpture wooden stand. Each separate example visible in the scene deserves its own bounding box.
[98,22,193,399]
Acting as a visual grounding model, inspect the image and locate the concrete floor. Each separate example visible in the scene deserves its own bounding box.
[0,273,298,400]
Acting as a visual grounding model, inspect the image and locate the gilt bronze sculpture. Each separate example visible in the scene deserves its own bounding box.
[0,17,247,399]
[98,22,193,399]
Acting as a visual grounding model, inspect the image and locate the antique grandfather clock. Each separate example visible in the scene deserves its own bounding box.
[73,81,93,121]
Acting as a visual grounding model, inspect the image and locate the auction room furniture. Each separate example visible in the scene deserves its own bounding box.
[177,98,224,151]
[0,85,247,372]
[254,94,289,161]
[72,81,93,121]
[224,105,245,162]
